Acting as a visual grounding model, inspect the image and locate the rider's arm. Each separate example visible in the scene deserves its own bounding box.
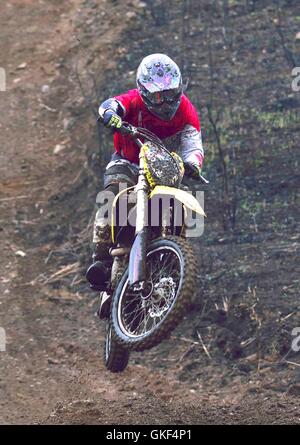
[180,124,204,176]
[98,98,127,129]
[98,98,126,119]
[99,89,139,119]
[98,91,139,128]
[178,96,205,178]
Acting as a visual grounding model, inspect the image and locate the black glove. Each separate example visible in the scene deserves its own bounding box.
[103,110,122,129]
[184,162,202,179]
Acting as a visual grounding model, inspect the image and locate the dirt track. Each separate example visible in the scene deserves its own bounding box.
[0,0,300,425]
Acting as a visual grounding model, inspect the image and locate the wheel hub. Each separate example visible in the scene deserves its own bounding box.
[149,277,176,318]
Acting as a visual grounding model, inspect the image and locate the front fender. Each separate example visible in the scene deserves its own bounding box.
[149,185,206,217]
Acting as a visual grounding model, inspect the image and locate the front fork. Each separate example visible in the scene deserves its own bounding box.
[128,144,149,288]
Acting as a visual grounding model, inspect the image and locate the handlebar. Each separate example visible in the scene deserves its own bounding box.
[198,175,209,184]
[98,117,209,184]
[118,122,137,136]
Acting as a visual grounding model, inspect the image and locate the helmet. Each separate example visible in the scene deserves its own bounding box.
[136,54,183,121]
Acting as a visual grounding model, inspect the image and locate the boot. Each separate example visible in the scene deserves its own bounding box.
[86,242,113,290]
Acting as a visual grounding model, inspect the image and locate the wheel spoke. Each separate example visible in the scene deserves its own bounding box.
[126,306,144,331]
[117,245,182,338]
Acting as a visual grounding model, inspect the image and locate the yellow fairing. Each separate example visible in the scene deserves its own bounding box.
[149,185,206,217]
[141,143,156,189]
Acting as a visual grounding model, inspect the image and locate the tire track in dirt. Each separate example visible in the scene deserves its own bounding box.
[0,0,84,424]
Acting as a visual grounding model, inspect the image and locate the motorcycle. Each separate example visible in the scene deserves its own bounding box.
[96,121,207,372]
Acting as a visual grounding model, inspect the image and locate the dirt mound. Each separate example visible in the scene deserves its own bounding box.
[44,392,300,425]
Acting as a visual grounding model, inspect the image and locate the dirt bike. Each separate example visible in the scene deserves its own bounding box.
[97,121,207,372]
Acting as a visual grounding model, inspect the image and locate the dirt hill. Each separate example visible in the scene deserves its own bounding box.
[0,0,299,424]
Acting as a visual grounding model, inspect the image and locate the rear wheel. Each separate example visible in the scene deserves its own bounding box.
[111,236,197,351]
[103,322,130,372]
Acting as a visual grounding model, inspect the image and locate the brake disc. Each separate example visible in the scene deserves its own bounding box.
[149,277,176,318]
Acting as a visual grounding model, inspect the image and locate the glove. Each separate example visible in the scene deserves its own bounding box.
[103,109,122,129]
[184,162,202,179]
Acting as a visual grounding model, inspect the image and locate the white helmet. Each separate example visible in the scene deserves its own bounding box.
[136,54,183,120]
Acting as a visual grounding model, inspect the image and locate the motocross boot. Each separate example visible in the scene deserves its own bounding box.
[86,224,113,291]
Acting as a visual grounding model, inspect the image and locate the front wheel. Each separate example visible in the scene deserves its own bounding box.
[111,236,198,351]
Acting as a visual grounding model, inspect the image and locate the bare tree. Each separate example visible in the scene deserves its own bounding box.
[273,3,298,68]
[206,22,237,231]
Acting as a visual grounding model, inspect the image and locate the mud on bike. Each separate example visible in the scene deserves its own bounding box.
[93,121,207,372]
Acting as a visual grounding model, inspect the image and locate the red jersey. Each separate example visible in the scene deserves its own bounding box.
[113,89,201,165]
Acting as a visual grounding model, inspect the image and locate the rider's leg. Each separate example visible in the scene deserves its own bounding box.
[86,156,138,288]
[86,182,119,288]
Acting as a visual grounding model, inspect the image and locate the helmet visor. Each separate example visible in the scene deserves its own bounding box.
[144,87,182,106]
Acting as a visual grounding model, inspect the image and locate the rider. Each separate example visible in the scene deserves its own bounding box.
[86,53,205,288]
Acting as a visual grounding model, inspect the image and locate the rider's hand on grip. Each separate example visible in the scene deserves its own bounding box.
[183,161,202,179]
[103,110,123,129]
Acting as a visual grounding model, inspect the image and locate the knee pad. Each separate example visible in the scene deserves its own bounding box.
[104,159,138,189]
